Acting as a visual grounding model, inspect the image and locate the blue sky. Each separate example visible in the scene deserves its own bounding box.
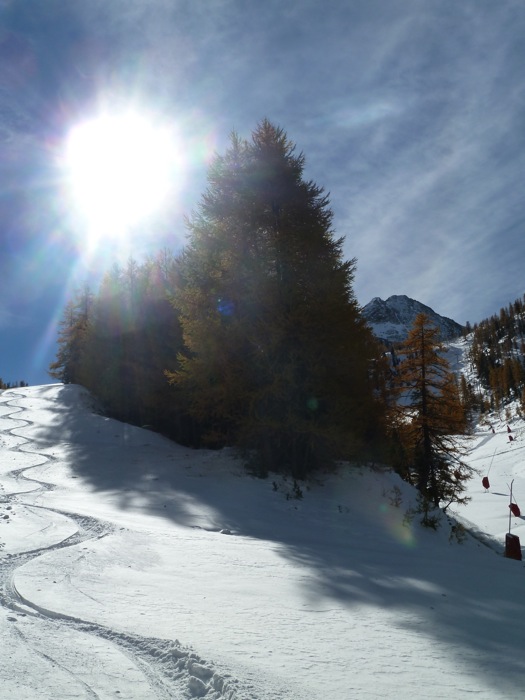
[1,0,525,385]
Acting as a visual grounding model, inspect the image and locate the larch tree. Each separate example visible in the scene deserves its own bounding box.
[49,286,93,384]
[393,313,471,514]
[168,120,384,477]
[73,256,190,442]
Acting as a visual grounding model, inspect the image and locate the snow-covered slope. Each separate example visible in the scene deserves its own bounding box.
[1,384,525,699]
[362,294,463,343]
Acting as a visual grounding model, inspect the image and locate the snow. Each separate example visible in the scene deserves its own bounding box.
[2,384,525,699]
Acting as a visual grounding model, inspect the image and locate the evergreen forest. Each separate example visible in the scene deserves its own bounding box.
[465,298,525,411]
[49,119,525,514]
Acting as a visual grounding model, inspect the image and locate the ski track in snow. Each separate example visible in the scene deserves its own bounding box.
[0,391,258,700]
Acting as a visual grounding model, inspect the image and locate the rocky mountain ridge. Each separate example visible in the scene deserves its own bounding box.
[362,294,463,344]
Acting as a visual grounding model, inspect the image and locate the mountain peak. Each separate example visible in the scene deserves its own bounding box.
[362,295,463,343]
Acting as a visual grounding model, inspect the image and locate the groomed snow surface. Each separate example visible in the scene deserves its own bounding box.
[1,383,525,699]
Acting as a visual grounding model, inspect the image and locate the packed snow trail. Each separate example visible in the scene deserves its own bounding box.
[3,384,525,699]
[0,389,252,700]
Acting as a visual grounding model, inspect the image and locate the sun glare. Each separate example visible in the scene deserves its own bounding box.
[63,112,179,243]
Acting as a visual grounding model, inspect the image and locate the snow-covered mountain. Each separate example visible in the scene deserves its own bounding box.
[362,294,463,343]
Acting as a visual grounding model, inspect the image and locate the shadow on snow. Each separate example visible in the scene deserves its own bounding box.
[6,383,525,697]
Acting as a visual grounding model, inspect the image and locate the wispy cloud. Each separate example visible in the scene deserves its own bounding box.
[304,2,525,322]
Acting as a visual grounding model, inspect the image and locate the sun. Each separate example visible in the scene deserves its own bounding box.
[63,111,179,244]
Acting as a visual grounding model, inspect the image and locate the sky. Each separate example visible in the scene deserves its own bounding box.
[2,372,525,697]
[1,0,525,385]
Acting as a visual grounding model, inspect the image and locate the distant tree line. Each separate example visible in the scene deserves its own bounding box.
[466,295,525,411]
[0,379,29,390]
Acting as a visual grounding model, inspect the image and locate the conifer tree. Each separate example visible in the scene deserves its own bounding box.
[169,120,384,476]
[49,286,93,383]
[393,313,471,513]
[74,255,189,441]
